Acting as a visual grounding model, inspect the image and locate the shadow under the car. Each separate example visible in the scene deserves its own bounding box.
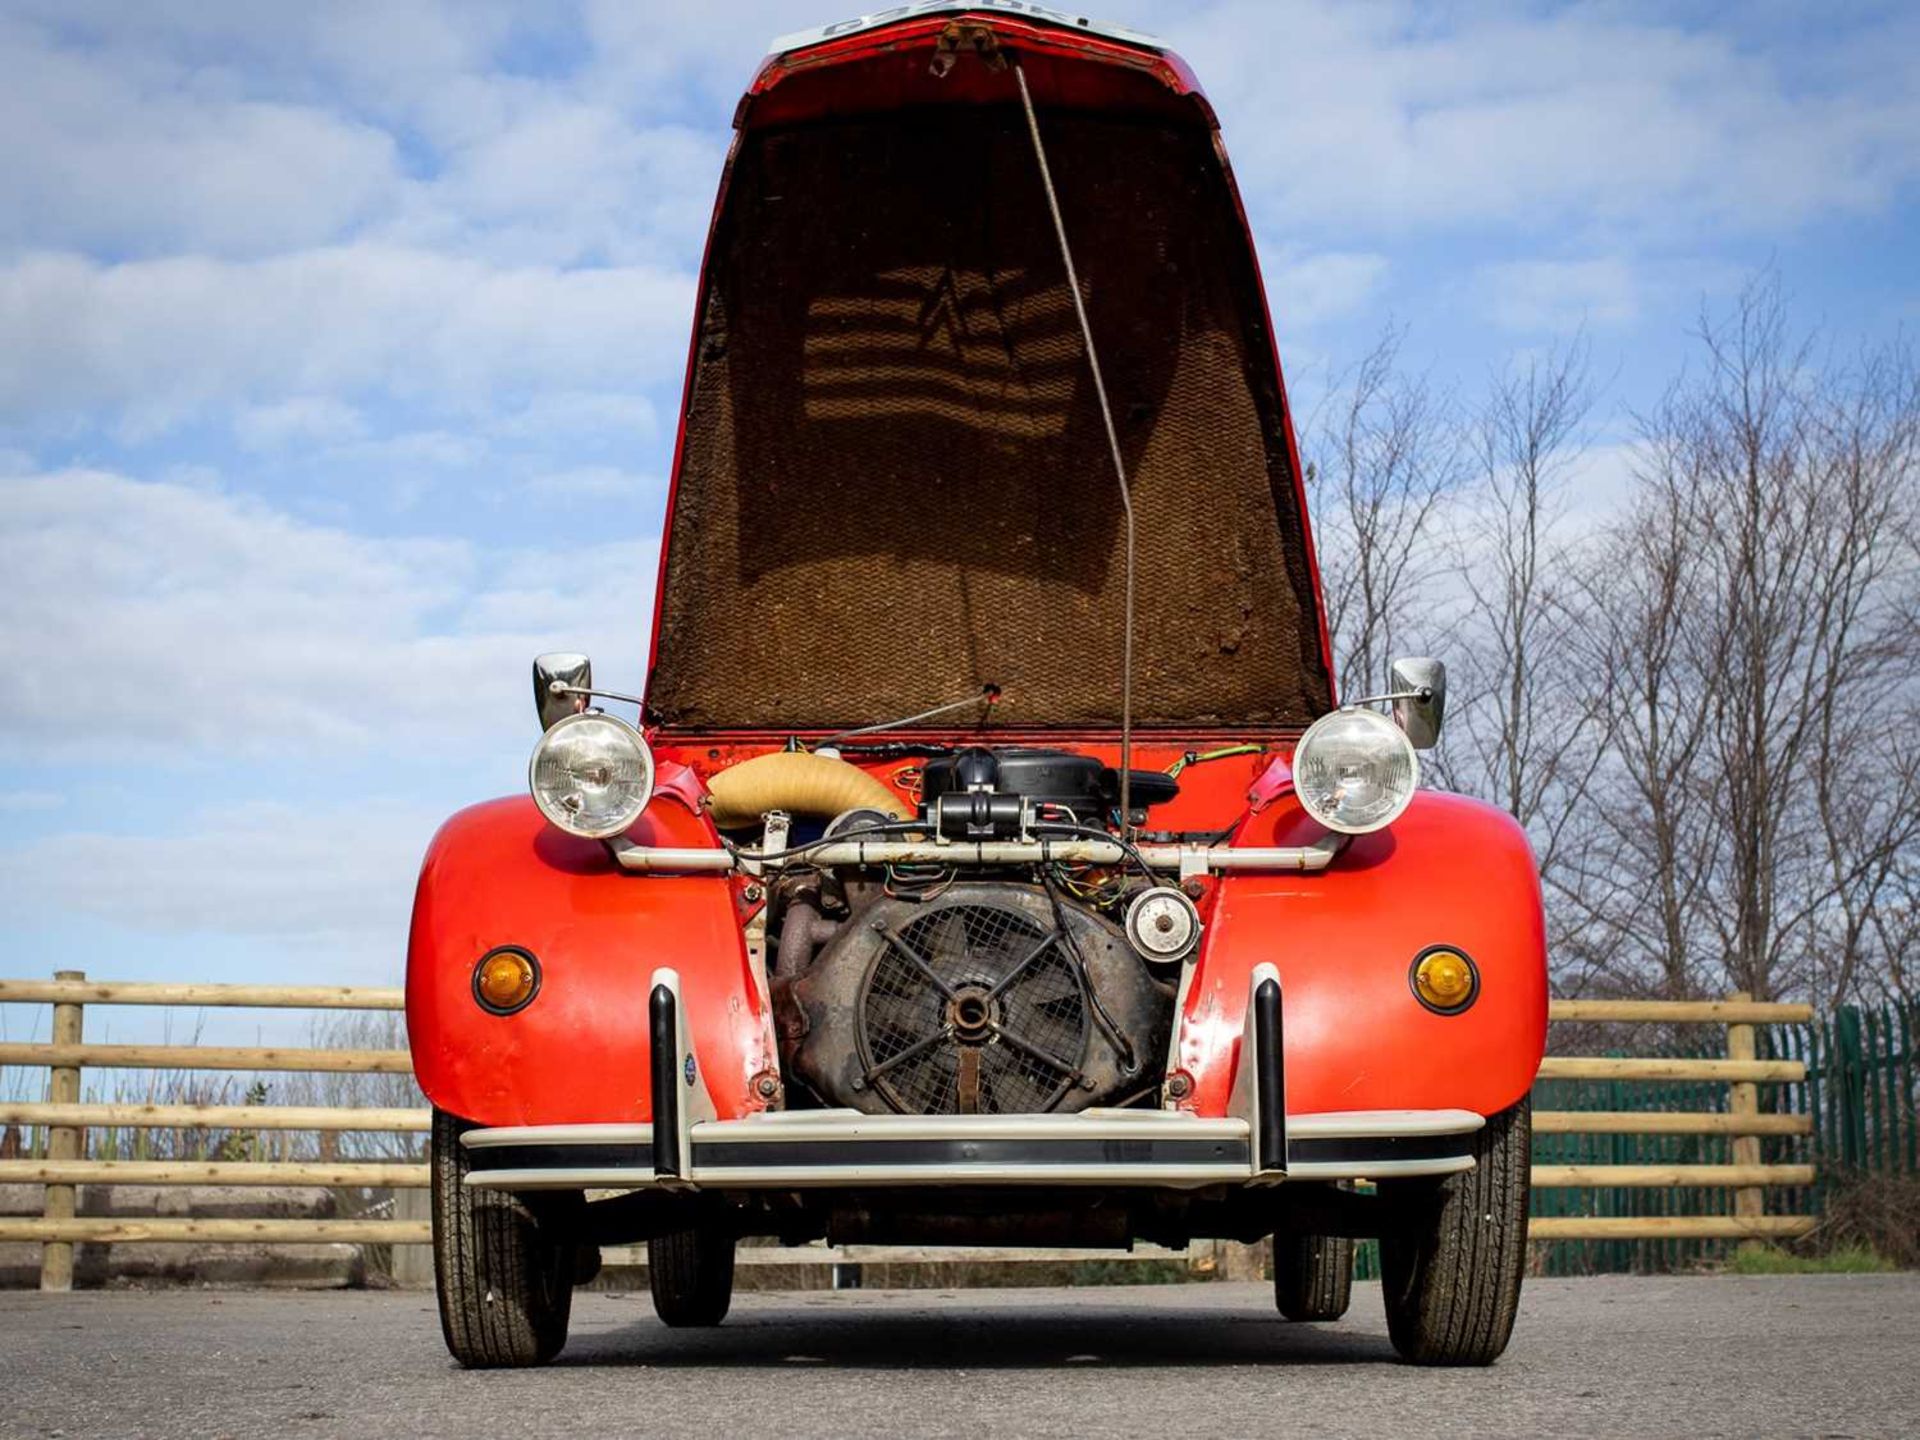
[556,1299,1398,1369]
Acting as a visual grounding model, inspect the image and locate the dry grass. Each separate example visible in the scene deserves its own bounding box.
[3,1009,423,1166]
[1815,1170,1920,1270]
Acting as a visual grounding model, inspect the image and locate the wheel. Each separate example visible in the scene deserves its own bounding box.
[430,1108,574,1368]
[1379,1097,1531,1366]
[1273,1232,1354,1321]
[648,1225,736,1326]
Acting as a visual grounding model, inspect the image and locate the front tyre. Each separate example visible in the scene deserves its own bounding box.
[1379,1098,1531,1366]
[648,1225,736,1326]
[1273,1232,1354,1321]
[431,1108,573,1368]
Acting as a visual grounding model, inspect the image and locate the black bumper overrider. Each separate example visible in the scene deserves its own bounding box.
[461,964,1485,1191]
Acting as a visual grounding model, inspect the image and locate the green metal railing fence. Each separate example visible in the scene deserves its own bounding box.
[1786,1002,1918,1174]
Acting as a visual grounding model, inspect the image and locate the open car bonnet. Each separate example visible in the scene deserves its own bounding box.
[643,7,1334,735]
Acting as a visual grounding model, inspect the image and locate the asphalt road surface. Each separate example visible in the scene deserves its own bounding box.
[6,1277,1917,1438]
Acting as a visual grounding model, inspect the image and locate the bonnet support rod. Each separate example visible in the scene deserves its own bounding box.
[1012,60,1138,835]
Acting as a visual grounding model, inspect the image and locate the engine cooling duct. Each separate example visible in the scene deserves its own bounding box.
[705,751,907,831]
[782,884,1171,1115]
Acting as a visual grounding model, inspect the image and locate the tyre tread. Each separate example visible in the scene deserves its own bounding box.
[1381,1097,1531,1366]
[648,1227,736,1327]
[431,1108,572,1368]
[1273,1232,1355,1321]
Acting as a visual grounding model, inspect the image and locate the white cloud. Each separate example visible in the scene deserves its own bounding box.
[1258,246,1391,332]
[0,801,431,945]
[486,390,659,443]
[233,396,368,451]
[0,246,694,436]
[524,465,657,501]
[0,13,406,259]
[0,790,61,813]
[1180,1,1920,241]
[0,5,732,272]
[1555,441,1644,532]
[395,105,725,269]
[579,0,824,115]
[1478,258,1641,333]
[323,428,490,472]
[2,1,1909,449]
[0,468,657,758]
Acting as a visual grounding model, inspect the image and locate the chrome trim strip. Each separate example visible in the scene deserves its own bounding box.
[459,1108,1484,1189]
[466,1163,1256,1192]
[462,1123,657,1149]
[1285,1156,1476,1180]
[459,1109,1480,1149]
[698,1110,1250,1145]
[1291,1108,1484,1139]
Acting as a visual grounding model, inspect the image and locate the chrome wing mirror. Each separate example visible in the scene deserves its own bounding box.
[533,652,591,731]
[1388,657,1446,750]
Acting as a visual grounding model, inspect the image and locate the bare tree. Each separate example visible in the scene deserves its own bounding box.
[278,1010,426,1160]
[1798,338,1920,1004]
[1561,276,1919,1002]
[1303,325,1466,696]
[1300,278,1916,1005]
[1556,412,1723,997]
[1437,338,1608,888]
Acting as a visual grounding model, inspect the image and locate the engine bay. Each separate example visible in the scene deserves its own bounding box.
[758,745,1197,1117]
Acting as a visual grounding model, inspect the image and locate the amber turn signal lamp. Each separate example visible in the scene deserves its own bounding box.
[1410,947,1478,1014]
[473,946,540,1015]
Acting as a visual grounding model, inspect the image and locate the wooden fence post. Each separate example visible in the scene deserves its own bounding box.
[40,969,86,1292]
[1725,991,1765,1241]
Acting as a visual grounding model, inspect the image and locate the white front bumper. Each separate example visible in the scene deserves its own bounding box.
[461,1106,1484,1191]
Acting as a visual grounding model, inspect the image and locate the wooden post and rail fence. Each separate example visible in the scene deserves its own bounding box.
[0,974,1821,1291]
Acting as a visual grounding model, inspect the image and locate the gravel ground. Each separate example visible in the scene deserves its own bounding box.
[4,1276,1917,1438]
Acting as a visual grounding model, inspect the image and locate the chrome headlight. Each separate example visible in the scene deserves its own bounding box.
[529,712,655,839]
[1292,707,1418,834]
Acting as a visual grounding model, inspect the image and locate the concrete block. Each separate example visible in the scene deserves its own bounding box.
[0,1183,46,1217]
[80,1185,339,1220]
[76,1242,366,1289]
[389,1186,433,1289]
[0,1241,43,1288]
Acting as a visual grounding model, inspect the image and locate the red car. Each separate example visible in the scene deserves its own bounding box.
[407,4,1546,1369]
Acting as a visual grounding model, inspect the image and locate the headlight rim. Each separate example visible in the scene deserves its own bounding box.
[528,709,656,840]
[1292,705,1420,835]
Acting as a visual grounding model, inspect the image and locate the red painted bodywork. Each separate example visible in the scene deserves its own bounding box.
[408,783,775,1125]
[406,12,1548,1132]
[1178,789,1547,1118]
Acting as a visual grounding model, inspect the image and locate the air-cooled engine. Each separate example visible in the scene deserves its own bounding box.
[767,748,1181,1116]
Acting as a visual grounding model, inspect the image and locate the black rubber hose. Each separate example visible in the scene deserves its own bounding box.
[1039,865,1138,1075]
[1028,820,1159,885]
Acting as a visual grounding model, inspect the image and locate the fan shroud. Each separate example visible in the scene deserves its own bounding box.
[783,884,1173,1117]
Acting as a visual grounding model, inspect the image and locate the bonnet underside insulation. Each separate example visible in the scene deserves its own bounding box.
[647,107,1332,731]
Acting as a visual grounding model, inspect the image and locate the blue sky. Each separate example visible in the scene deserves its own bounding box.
[1,1,1915,1046]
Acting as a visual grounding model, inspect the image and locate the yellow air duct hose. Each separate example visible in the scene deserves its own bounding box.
[704,751,909,831]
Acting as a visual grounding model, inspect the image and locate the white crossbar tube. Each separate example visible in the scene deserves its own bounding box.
[609,836,1338,875]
